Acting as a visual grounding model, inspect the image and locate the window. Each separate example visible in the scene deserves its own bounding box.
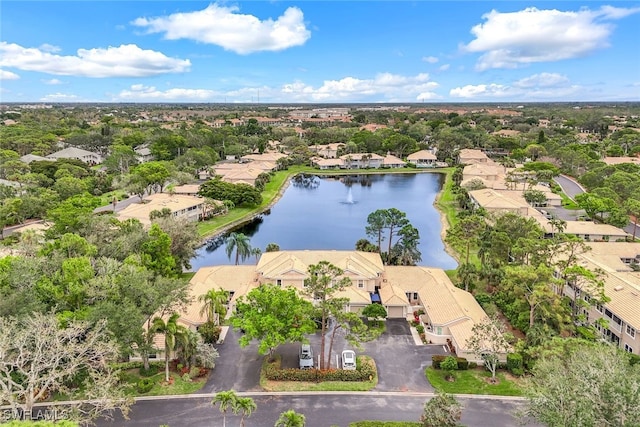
[612,315,622,326]
[276,279,282,286]
[627,325,636,338]
[358,280,364,288]
[413,292,418,300]
[625,344,633,353]
[596,304,603,313]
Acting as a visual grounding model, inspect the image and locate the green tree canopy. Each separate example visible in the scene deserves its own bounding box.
[232,284,316,358]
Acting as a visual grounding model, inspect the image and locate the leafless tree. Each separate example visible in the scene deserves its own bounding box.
[0,313,131,423]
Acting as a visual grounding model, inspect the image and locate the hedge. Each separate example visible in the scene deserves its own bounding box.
[136,378,155,393]
[265,356,376,382]
[506,353,523,375]
[431,355,469,370]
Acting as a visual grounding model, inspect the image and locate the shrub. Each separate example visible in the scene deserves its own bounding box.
[441,356,458,373]
[189,366,200,378]
[198,322,221,344]
[139,365,159,377]
[181,373,191,382]
[456,357,469,370]
[432,355,446,369]
[136,378,154,393]
[264,356,376,382]
[432,355,468,370]
[506,353,523,374]
[474,292,492,306]
[468,361,478,369]
[510,367,525,377]
[416,325,425,334]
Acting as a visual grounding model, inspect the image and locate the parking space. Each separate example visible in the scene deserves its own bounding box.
[205,319,450,393]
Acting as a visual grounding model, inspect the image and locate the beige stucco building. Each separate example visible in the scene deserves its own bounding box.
[557,242,640,355]
[174,250,490,362]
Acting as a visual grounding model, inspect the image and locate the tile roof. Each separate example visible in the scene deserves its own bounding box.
[384,266,488,352]
[406,150,437,160]
[117,193,204,226]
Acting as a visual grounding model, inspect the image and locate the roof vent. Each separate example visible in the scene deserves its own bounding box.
[614,285,624,291]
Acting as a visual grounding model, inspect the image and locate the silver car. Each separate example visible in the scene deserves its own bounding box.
[299,344,314,369]
[341,350,356,370]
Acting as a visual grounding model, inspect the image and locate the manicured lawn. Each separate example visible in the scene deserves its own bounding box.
[425,367,523,396]
[260,355,378,392]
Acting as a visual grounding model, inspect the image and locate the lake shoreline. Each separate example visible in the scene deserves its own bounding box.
[197,168,459,269]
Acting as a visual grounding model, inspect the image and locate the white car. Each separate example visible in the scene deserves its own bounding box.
[341,350,356,370]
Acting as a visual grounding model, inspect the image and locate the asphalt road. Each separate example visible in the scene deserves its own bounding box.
[95,394,538,427]
[554,174,638,237]
[87,320,540,426]
[203,320,447,393]
[553,175,585,201]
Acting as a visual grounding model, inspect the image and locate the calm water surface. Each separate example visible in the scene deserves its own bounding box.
[191,173,457,270]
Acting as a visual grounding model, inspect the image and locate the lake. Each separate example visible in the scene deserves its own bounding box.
[191,172,458,270]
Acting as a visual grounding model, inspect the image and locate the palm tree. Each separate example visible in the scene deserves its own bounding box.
[198,288,229,325]
[274,409,306,427]
[212,390,238,427]
[150,313,187,382]
[251,247,262,263]
[175,329,200,369]
[225,232,252,265]
[233,396,257,427]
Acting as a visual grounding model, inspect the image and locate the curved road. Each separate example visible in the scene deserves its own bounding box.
[553,174,585,201]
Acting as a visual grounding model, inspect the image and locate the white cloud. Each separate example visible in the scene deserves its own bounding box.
[40,93,80,101]
[0,42,191,77]
[38,43,61,53]
[450,72,580,99]
[114,72,441,102]
[450,84,511,98]
[438,64,451,72]
[42,78,63,85]
[464,6,640,70]
[278,73,439,102]
[422,56,439,63]
[116,84,216,101]
[513,72,570,88]
[0,69,20,80]
[132,3,311,54]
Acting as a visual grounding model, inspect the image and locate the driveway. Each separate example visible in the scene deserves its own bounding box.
[205,319,448,393]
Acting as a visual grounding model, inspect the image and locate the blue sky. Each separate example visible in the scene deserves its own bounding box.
[1,1,639,103]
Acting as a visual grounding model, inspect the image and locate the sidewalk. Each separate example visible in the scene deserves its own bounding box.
[408,324,425,346]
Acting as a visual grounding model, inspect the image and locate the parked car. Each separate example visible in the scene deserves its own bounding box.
[341,350,356,370]
[299,344,314,369]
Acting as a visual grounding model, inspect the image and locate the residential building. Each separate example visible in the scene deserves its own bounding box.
[382,153,406,168]
[116,193,206,226]
[312,157,344,170]
[134,145,154,163]
[310,143,345,159]
[168,250,491,362]
[46,147,103,165]
[340,153,384,169]
[19,154,48,163]
[556,242,640,355]
[543,221,630,242]
[458,149,489,165]
[406,150,437,167]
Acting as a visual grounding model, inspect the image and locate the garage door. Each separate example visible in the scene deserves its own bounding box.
[386,306,405,318]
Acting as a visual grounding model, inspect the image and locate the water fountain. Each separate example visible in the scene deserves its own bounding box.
[345,187,354,204]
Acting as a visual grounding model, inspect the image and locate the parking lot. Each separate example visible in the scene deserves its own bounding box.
[203,319,448,393]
